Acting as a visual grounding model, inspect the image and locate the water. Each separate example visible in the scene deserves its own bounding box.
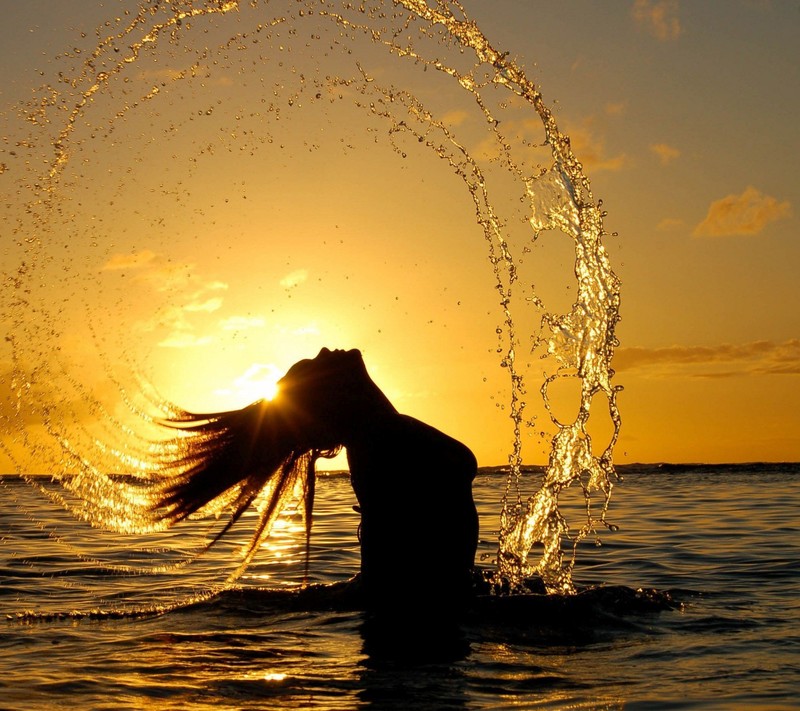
[2,464,799,708]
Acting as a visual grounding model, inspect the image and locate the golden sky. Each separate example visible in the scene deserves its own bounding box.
[1,0,798,469]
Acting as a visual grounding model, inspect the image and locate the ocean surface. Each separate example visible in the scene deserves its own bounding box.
[2,464,798,710]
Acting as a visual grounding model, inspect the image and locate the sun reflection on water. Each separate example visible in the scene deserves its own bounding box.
[236,506,308,584]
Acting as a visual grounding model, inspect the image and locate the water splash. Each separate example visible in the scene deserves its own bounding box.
[2,0,621,595]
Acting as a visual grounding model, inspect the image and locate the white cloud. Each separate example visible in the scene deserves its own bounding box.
[280,269,308,289]
[213,363,284,402]
[202,281,229,292]
[184,297,224,313]
[291,323,320,336]
[158,332,214,349]
[103,250,230,297]
[272,322,321,338]
[220,315,266,331]
[103,250,230,348]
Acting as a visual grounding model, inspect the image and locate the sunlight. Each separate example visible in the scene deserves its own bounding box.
[214,363,284,407]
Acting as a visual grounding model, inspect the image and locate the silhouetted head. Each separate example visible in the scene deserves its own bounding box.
[279,348,366,395]
[272,348,395,448]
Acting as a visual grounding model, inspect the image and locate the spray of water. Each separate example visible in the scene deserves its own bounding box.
[2,0,621,595]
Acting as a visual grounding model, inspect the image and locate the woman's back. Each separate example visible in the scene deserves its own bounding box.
[347,413,478,613]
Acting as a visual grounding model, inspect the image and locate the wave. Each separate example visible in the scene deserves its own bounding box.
[7,578,682,629]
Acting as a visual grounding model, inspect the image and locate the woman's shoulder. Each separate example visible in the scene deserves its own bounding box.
[396,415,477,470]
[349,412,476,469]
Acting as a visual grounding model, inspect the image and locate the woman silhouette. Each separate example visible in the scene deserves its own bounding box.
[152,348,479,615]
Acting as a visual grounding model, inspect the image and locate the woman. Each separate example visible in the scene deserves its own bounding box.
[152,348,479,616]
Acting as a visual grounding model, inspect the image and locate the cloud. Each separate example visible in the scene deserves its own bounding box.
[136,262,199,293]
[274,322,321,337]
[631,0,682,41]
[102,250,231,348]
[103,250,228,299]
[291,323,320,336]
[656,217,685,231]
[202,281,229,292]
[564,119,627,172]
[693,186,792,237]
[150,304,217,348]
[104,250,231,298]
[220,315,266,331]
[650,142,680,165]
[102,250,158,271]
[614,340,800,377]
[280,269,308,289]
[153,288,226,347]
[469,98,625,173]
[213,363,284,402]
[184,297,224,313]
[440,109,470,127]
[158,332,214,349]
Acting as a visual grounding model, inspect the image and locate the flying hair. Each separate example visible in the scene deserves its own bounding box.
[150,399,340,579]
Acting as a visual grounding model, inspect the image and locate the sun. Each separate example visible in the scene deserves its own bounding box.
[215,363,283,407]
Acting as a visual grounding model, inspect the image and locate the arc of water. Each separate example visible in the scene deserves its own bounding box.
[8,0,622,595]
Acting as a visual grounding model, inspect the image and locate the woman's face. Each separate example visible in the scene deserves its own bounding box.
[279,348,363,391]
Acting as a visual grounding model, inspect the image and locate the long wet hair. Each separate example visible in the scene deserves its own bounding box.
[150,397,340,578]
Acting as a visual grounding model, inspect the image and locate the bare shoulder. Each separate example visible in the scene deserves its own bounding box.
[394,414,477,471]
[348,412,476,484]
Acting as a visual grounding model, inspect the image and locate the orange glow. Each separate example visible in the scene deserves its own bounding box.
[212,363,283,410]
[1,2,798,472]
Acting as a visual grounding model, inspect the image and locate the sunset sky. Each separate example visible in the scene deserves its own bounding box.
[1,0,798,470]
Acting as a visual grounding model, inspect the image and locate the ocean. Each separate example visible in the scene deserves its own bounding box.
[1,464,798,709]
